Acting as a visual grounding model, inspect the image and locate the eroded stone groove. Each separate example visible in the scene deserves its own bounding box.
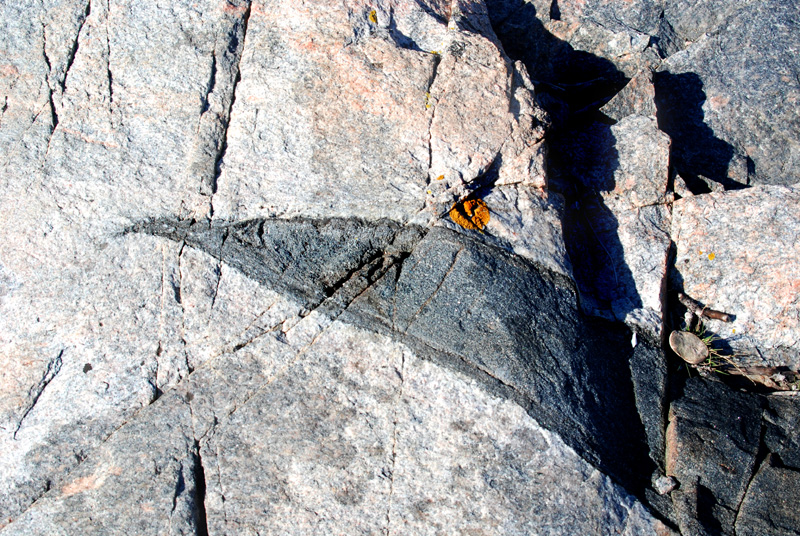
[209,1,252,197]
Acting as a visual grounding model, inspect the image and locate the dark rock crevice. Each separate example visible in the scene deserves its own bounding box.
[61,1,91,93]
[208,1,252,206]
[193,441,210,536]
[104,0,113,105]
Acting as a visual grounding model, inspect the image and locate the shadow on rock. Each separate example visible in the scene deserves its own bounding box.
[486,0,629,121]
[654,71,739,193]
[485,1,649,337]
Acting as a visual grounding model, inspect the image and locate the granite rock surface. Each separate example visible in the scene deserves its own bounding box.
[2,0,800,534]
[671,185,800,369]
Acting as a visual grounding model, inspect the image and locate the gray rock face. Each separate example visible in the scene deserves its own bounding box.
[656,0,800,188]
[736,455,800,536]
[556,115,671,340]
[486,0,800,188]
[666,378,763,535]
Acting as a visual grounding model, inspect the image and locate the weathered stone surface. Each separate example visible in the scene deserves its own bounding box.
[671,185,800,369]
[136,219,659,495]
[212,0,549,225]
[736,454,800,536]
[6,0,800,532]
[662,0,752,44]
[666,377,762,535]
[764,395,800,470]
[630,343,669,472]
[0,318,670,535]
[581,115,671,213]
[656,0,800,187]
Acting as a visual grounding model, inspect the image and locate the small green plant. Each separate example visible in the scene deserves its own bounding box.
[691,326,748,378]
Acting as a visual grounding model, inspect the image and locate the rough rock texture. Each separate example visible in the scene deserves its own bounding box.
[0,0,673,533]
[736,454,800,536]
[3,0,800,534]
[671,185,800,369]
[211,0,549,225]
[601,69,658,122]
[666,378,762,535]
[487,0,800,189]
[656,0,800,188]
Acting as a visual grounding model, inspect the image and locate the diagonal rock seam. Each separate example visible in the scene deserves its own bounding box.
[104,0,113,106]
[425,52,442,177]
[40,0,91,152]
[732,417,769,532]
[13,349,64,440]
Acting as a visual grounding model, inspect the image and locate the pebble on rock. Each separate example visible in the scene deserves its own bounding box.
[669,330,709,365]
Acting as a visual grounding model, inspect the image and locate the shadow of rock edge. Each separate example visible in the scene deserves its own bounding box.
[653,71,737,193]
[484,0,630,120]
[137,218,666,509]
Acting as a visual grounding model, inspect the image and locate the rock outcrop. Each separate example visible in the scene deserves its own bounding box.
[1,0,798,535]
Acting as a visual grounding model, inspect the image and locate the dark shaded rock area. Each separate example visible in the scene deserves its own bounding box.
[138,218,662,501]
[736,455,800,536]
[481,1,800,533]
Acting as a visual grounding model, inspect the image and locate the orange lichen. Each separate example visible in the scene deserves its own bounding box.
[368,9,378,24]
[450,198,490,231]
[436,174,444,181]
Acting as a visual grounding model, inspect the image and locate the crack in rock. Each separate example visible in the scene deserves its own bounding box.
[14,349,64,440]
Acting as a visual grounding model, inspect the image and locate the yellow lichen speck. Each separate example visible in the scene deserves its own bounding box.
[708,252,716,260]
[450,199,490,232]
[368,9,378,24]
[425,92,432,109]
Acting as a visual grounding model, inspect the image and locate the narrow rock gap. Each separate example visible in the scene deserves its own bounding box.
[193,441,210,536]
[59,0,92,95]
[105,0,113,105]
[40,26,59,134]
[382,351,405,536]
[200,50,217,116]
[209,1,253,214]
[424,53,442,177]
[209,228,227,311]
[733,417,770,528]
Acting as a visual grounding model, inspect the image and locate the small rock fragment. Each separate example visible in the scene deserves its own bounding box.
[652,474,677,496]
[669,330,708,365]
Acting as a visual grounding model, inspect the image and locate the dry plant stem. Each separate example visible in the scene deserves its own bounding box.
[678,292,734,322]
